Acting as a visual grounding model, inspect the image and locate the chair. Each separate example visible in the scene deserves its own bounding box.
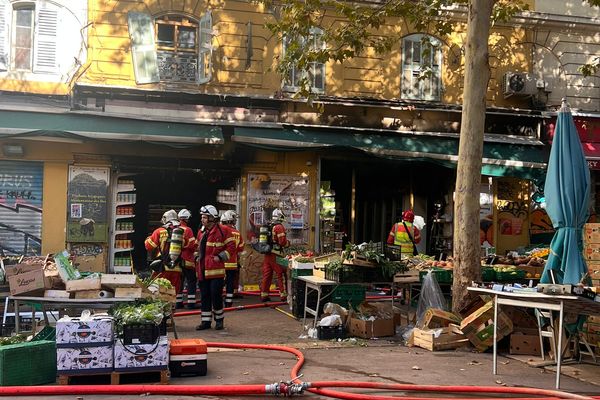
[536,310,596,363]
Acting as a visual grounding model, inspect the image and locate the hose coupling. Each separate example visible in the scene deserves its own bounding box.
[265,381,308,396]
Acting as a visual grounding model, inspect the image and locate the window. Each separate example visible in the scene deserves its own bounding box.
[127,11,212,85]
[283,27,325,92]
[401,34,442,101]
[0,0,59,73]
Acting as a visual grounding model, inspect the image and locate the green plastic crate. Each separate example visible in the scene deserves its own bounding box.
[0,340,56,386]
[495,269,526,282]
[291,268,313,279]
[481,267,495,282]
[419,268,453,284]
[31,326,56,342]
[331,284,366,309]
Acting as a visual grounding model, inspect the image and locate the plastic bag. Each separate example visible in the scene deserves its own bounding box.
[318,315,342,327]
[415,270,448,327]
[323,302,348,321]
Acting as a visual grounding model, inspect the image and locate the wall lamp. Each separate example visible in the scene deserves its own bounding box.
[2,144,24,157]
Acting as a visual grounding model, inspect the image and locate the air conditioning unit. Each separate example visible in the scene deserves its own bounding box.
[502,72,538,98]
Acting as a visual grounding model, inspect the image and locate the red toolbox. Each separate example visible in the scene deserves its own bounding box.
[169,338,207,376]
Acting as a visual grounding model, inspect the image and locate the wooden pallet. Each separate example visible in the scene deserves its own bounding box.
[57,368,169,385]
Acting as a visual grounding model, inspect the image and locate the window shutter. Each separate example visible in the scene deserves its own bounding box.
[402,38,420,99]
[198,11,212,84]
[0,0,9,71]
[127,12,159,84]
[311,29,325,91]
[33,3,59,73]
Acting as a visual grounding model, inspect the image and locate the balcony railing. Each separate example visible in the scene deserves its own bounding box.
[157,50,198,82]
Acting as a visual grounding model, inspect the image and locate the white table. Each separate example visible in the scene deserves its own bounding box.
[468,287,600,389]
[298,276,338,328]
[6,296,141,334]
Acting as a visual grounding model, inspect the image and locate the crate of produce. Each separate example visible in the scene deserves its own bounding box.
[291,268,313,279]
[317,325,346,340]
[419,268,453,284]
[481,267,495,282]
[325,266,365,283]
[495,269,526,282]
[0,340,56,386]
[330,284,366,309]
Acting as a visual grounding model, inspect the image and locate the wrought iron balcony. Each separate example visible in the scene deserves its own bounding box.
[157,50,198,82]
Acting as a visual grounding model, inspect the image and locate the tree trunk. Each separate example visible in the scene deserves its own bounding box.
[452,0,494,314]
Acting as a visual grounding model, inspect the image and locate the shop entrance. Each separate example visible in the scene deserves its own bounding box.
[113,160,239,273]
[320,158,455,256]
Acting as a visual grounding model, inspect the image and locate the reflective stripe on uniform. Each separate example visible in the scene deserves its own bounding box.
[205,268,225,277]
[224,262,237,270]
[214,309,224,320]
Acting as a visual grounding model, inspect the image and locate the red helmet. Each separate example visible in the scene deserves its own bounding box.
[402,210,415,223]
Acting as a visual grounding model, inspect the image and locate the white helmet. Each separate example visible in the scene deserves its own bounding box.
[272,208,285,221]
[178,209,191,220]
[200,204,219,219]
[161,209,179,226]
[220,210,238,224]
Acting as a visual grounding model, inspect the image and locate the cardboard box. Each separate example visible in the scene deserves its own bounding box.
[8,269,52,296]
[65,277,101,292]
[412,325,470,351]
[418,308,462,329]
[56,316,114,346]
[584,243,600,261]
[585,223,600,243]
[348,316,395,339]
[114,336,169,370]
[291,259,315,270]
[4,263,42,278]
[57,345,113,372]
[510,332,541,355]
[44,289,71,299]
[115,287,144,298]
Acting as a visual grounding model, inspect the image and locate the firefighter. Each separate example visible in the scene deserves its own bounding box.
[220,210,245,307]
[144,209,183,300]
[387,209,421,259]
[178,208,198,309]
[195,205,236,330]
[260,208,290,302]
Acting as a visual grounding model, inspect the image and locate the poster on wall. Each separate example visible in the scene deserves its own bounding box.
[246,173,310,247]
[67,166,110,242]
[0,160,43,256]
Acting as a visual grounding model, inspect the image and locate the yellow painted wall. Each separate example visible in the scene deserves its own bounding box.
[83,0,532,107]
[41,162,68,254]
[0,80,71,95]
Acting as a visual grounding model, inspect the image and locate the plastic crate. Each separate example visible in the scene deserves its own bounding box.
[495,269,526,282]
[317,325,346,340]
[331,284,366,309]
[419,268,453,284]
[291,268,313,279]
[325,266,365,283]
[481,267,495,282]
[0,340,56,386]
[31,326,56,342]
[122,323,161,345]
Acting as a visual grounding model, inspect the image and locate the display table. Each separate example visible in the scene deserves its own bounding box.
[298,276,338,328]
[5,296,143,334]
[467,287,600,389]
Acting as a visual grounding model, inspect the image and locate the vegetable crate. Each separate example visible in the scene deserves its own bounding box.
[419,268,453,284]
[325,266,365,283]
[291,268,313,279]
[330,284,366,309]
[495,269,526,282]
[0,340,56,386]
[122,322,165,345]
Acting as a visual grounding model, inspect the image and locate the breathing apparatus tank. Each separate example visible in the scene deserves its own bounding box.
[169,226,184,266]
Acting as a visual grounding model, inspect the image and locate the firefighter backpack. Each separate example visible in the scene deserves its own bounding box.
[254,224,274,254]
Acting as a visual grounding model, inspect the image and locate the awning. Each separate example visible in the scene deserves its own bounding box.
[233,127,548,181]
[0,110,223,145]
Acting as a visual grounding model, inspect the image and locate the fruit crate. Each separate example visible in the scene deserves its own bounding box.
[331,284,366,309]
[31,326,56,342]
[481,267,496,282]
[419,268,453,284]
[495,269,526,282]
[0,340,56,386]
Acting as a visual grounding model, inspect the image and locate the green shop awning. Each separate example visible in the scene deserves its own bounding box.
[233,126,547,181]
[0,110,223,145]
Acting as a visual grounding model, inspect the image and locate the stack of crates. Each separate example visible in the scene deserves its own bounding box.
[0,340,56,385]
[584,223,600,288]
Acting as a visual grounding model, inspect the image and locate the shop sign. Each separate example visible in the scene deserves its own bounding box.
[0,161,43,256]
[246,173,310,246]
[67,166,110,242]
[548,116,600,169]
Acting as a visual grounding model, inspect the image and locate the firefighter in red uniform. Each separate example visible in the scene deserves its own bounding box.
[387,210,421,259]
[144,209,183,295]
[260,209,290,302]
[178,209,198,309]
[196,205,236,330]
[220,210,245,307]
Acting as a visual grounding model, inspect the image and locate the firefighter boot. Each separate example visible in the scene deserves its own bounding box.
[196,322,211,330]
[215,319,224,330]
